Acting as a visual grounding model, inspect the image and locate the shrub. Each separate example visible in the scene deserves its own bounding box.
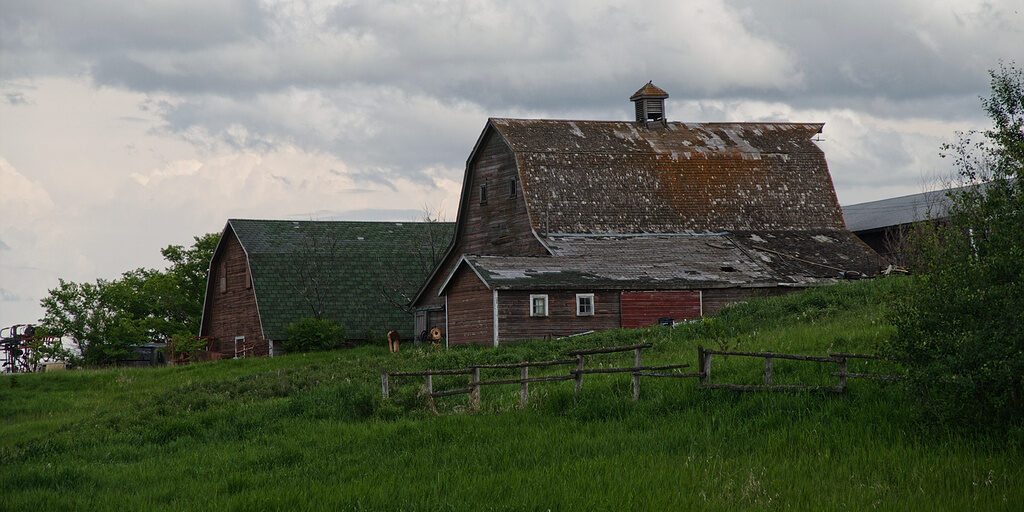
[281,317,346,353]
[884,62,1024,428]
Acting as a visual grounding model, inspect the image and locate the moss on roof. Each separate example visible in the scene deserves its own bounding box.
[229,219,453,340]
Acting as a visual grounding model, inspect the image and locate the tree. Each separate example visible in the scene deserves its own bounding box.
[39,233,219,365]
[372,206,450,314]
[886,62,1024,428]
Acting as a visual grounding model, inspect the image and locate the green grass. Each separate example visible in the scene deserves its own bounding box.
[2,277,1020,511]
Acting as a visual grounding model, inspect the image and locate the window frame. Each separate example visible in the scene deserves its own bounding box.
[479,184,488,205]
[576,293,595,316]
[508,178,517,199]
[529,294,549,317]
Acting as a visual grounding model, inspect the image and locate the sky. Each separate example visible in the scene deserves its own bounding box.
[1,0,1022,328]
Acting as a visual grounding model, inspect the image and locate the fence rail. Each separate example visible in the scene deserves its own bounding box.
[380,343,902,412]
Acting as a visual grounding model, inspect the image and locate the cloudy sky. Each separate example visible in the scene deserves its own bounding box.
[1,0,1021,328]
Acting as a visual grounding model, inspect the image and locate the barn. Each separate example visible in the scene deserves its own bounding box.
[412,83,885,346]
[199,219,453,357]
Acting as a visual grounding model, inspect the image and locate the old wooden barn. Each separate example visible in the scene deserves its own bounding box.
[200,219,452,357]
[412,83,885,346]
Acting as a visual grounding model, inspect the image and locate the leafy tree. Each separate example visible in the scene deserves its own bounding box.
[281,317,346,353]
[886,62,1023,428]
[39,233,219,365]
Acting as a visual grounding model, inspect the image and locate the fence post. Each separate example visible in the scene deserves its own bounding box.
[574,355,584,395]
[520,366,529,407]
[381,370,390,398]
[764,356,773,386]
[838,357,848,392]
[697,346,705,384]
[425,373,433,395]
[632,347,643,401]
[703,348,712,386]
[470,367,481,410]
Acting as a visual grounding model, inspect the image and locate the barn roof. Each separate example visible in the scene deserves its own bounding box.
[440,229,884,293]
[488,118,841,234]
[228,219,453,340]
[841,188,955,232]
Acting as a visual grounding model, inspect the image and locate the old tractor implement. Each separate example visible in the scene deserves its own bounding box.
[1,324,62,373]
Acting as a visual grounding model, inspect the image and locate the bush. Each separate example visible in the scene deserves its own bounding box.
[281,317,346,353]
[884,62,1024,428]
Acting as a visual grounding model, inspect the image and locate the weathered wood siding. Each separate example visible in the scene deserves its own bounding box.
[200,228,270,357]
[621,290,701,328]
[416,130,547,311]
[444,267,493,346]
[497,290,620,342]
[701,287,793,316]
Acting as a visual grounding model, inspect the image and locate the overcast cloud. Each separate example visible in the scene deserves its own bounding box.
[1,0,1021,327]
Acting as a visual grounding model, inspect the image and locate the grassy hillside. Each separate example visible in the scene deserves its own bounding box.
[2,277,1020,511]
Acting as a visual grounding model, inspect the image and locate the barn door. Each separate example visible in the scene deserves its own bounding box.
[620,291,701,329]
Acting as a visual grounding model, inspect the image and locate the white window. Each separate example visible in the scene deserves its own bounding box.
[529,294,548,317]
[576,293,595,316]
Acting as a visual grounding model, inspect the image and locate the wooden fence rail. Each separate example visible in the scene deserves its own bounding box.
[381,342,699,409]
[697,346,901,393]
[380,344,902,412]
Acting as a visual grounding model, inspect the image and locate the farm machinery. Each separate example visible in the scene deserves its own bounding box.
[1,324,63,373]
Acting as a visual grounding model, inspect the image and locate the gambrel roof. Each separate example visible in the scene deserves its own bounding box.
[488,118,841,234]
[225,219,453,339]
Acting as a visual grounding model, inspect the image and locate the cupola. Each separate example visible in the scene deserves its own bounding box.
[630,81,669,127]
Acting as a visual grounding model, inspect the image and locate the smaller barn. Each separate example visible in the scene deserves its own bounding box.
[199,219,453,357]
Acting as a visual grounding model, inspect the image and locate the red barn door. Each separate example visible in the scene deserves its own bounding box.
[620,291,701,328]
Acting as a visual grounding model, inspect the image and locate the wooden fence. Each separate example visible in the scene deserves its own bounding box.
[381,343,900,411]
[697,346,901,393]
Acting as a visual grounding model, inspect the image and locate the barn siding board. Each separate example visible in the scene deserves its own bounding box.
[200,228,270,357]
[701,287,794,315]
[445,267,494,346]
[497,290,620,342]
[621,290,701,328]
[416,132,548,311]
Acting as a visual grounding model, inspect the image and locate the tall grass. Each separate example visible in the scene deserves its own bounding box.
[2,277,1020,511]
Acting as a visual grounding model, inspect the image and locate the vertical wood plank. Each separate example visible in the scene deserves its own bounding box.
[698,345,706,385]
[425,374,433,395]
[704,351,712,385]
[839,357,848,392]
[520,366,529,407]
[574,355,584,394]
[381,370,390,398]
[470,367,481,410]
[764,357,773,386]
[632,347,642,401]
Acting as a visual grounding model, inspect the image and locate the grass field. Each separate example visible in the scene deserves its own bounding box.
[2,277,1021,511]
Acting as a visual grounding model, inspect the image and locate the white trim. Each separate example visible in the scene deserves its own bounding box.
[437,256,491,296]
[529,294,549,317]
[575,293,595,316]
[268,339,274,357]
[699,290,703,317]
[492,290,499,347]
[444,294,449,349]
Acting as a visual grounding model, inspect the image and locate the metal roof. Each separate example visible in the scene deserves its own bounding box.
[841,189,955,232]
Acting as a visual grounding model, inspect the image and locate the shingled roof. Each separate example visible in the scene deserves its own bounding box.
[441,229,883,294]
[229,219,453,340]
[488,119,841,234]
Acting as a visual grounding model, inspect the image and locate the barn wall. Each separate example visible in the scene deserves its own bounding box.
[416,130,547,311]
[200,228,271,357]
[621,290,701,328]
[701,287,794,316]
[444,267,494,346]
[497,290,620,342]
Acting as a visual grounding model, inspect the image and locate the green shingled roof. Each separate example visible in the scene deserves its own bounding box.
[229,219,453,341]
